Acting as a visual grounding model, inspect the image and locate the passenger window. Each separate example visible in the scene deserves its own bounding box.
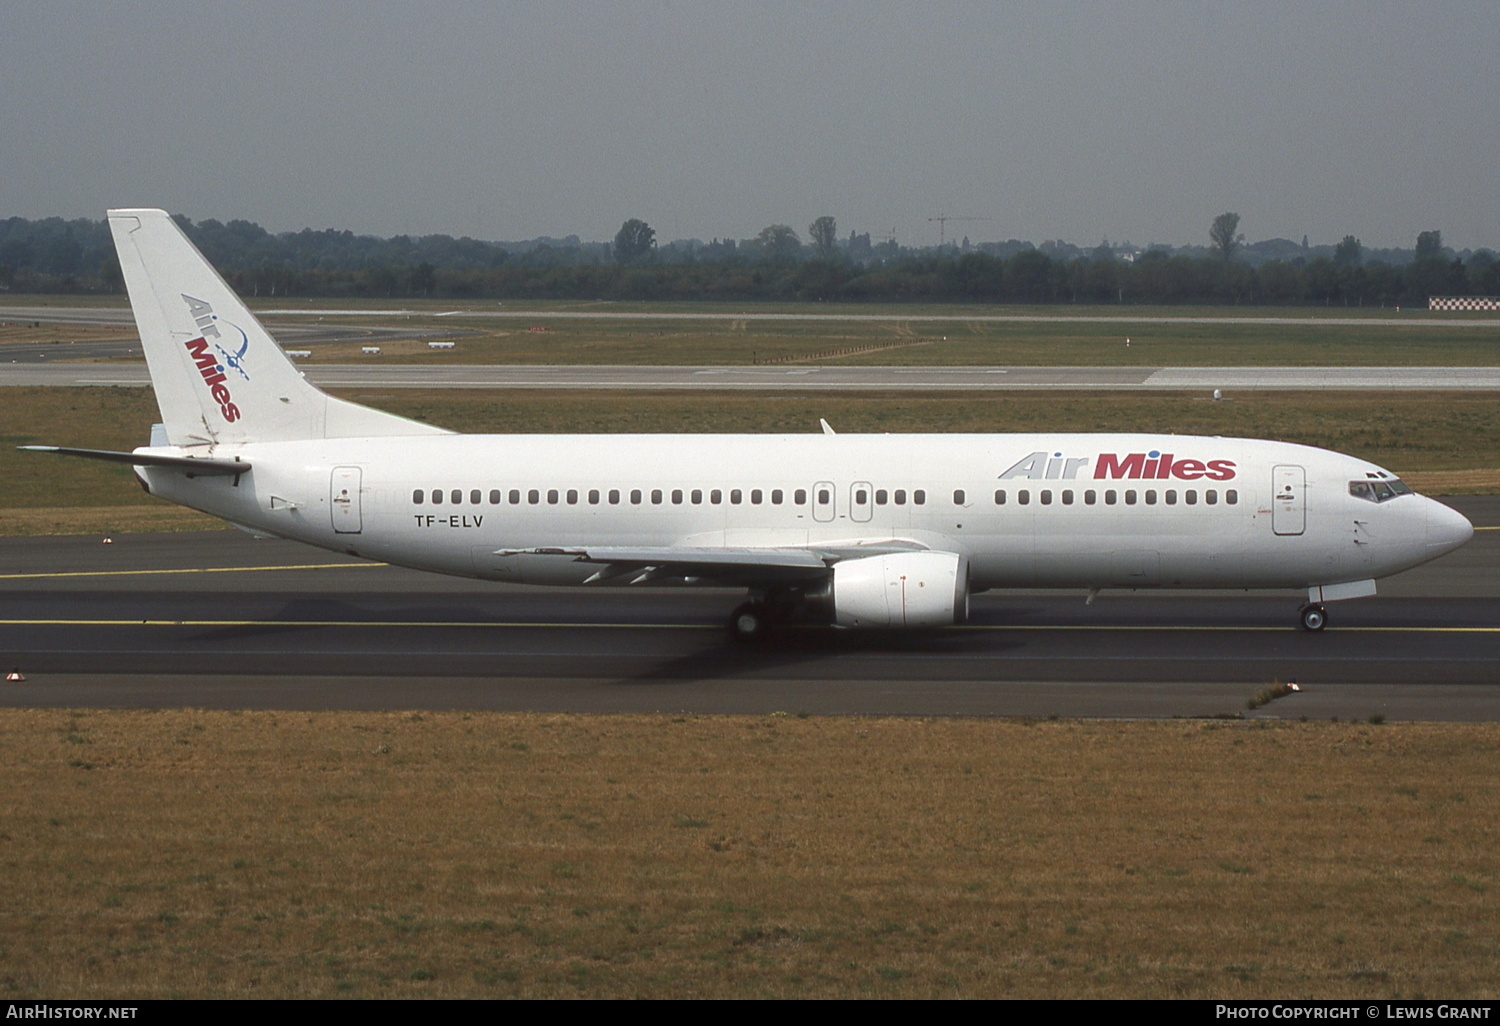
[451,489,462,505]
[1125,490,1137,505]
[894,489,907,505]
[432,489,443,505]
[1040,490,1052,505]
[1062,490,1074,505]
[1105,490,1117,505]
[608,489,620,504]
[795,489,807,505]
[1226,489,1238,505]
[651,489,663,504]
[413,489,424,505]
[1205,490,1217,505]
[731,489,743,504]
[672,489,684,504]
[509,489,521,504]
[1084,490,1096,505]
[953,489,965,505]
[1145,489,1157,505]
[548,489,560,504]
[1186,490,1198,505]
[566,489,578,505]
[750,489,762,504]
[470,489,481,505]
[630,489,642,504]
[1018,490,1030,506]
[691,489,703,504]
[528,489,540,504]
[818,488,831,504]
[1165,490,1177,505]
[914,490,926,505]
[710,489,722,504]
[876,489,889,505]
[588,489,600,505]
[489,489,501,505]
[994,489,1006,505]
[772,489,784,504]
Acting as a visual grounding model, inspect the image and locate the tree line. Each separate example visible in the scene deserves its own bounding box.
[1,212,1495,307]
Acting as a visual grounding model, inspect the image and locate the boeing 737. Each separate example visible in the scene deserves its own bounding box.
[22,209,1474,639]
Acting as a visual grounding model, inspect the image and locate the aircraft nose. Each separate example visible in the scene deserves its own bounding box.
[1425,499,1474,555]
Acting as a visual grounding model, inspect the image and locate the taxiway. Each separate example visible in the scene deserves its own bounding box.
[1,497,1495,719]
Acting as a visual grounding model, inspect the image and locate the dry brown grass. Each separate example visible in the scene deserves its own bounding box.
[1398,469,1500,495]
[0,322,127,348]
[1,710,1496,999]
[0,505,220,537]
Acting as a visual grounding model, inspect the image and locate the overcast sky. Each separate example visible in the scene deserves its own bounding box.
[2,1,1495,250]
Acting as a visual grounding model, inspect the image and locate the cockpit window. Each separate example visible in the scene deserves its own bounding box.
[1350,477,1413,503]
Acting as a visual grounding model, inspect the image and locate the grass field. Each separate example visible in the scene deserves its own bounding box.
[238,312,1500,367]
[1,710,1495,999]
[4,385,1499,535]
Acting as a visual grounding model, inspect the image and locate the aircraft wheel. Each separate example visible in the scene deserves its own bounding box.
[1299,604,1328,632]
[729,601,770,642]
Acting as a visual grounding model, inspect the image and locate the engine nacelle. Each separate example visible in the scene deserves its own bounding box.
[831,551,969,628]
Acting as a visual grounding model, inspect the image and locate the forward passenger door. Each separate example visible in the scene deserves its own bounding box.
[1272,465,1305,536]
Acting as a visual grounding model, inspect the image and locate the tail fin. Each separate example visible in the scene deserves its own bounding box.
[107,209,448,446]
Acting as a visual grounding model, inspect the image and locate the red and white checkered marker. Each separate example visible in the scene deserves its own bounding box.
[5,669,24,682]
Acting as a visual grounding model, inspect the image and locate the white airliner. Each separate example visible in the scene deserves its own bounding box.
[24,209,1473,638]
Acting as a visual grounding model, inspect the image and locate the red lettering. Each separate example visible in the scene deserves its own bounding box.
[1085,451,1237,482]
[184,337,218,371]
[183,337,239,423]
[1094,452,1146,479]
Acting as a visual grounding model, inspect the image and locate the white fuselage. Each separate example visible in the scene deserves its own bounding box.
[138,432,1472,593]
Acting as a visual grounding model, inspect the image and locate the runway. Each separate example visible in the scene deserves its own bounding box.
[9,362,1500,390]
[1,497,1496,718]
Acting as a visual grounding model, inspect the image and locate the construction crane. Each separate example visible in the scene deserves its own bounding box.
[928,214,991,248]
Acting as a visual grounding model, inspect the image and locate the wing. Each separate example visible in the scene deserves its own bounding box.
[495,540,931,586]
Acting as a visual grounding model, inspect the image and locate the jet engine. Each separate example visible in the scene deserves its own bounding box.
[830,551,969,628]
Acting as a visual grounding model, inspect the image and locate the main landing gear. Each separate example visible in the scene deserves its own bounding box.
[729,601,770,642]
[728,589,803,642]
[1299,604,1328,632]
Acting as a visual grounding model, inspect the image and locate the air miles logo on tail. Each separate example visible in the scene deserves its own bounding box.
[1000,450,1237,481]
[180,294,248,423]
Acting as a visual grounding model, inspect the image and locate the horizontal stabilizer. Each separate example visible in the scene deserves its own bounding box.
[18,445,251,476]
